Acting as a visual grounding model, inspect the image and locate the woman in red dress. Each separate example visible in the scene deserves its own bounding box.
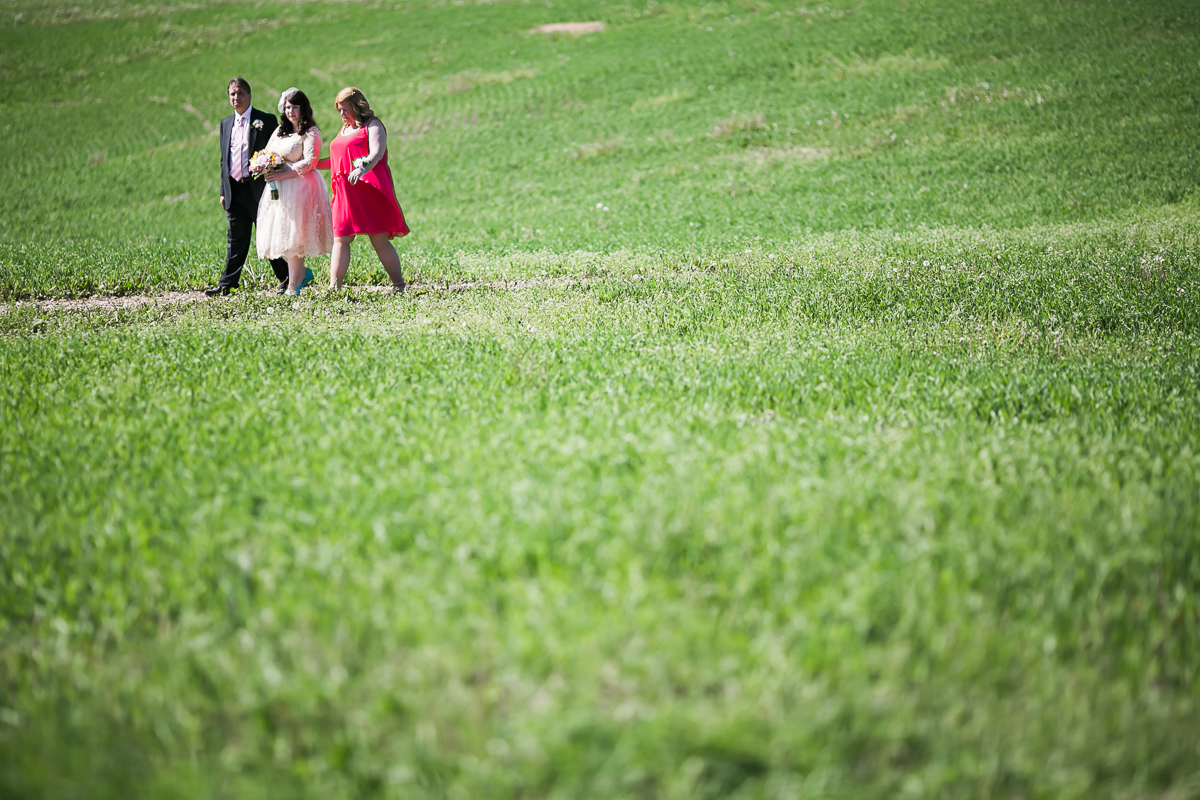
[321,87,409,292]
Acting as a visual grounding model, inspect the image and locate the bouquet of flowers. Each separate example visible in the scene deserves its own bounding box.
[249,149,285,199]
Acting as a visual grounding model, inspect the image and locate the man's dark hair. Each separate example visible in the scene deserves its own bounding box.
[228,76,251,96]
[278,90,318,137]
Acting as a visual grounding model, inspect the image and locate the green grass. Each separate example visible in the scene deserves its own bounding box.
[1,0,1198,295]
[3,0,1200,797]
[3,219,1200,797]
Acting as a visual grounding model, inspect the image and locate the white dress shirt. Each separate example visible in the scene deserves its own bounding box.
[229,106,253,181]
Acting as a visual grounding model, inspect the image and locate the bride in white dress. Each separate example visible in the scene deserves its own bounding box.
[256,88,333,294]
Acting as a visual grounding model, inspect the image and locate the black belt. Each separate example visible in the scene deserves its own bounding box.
[233,176,254,185]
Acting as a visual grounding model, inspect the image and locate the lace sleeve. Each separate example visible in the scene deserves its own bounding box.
[293,129,320,176]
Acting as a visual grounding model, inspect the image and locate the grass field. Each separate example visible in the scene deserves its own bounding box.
[2,0,1198,294]
[3,0,1200,797]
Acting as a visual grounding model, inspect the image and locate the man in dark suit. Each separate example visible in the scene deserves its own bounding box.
[205,77,289,296]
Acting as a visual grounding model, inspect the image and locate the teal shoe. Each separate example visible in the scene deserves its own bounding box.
[297,268,314,293]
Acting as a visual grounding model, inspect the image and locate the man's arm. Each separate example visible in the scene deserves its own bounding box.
[218,117,228,207]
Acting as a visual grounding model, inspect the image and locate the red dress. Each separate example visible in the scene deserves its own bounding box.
[328,124,409,239]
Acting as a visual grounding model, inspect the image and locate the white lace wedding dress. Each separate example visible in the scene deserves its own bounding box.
[255,127,334,260]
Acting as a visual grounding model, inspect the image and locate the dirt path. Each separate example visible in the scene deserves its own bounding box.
[0,273,662,315]
[2,290,211,315]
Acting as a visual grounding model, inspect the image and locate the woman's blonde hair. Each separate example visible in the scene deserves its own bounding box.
[334,87,376,125]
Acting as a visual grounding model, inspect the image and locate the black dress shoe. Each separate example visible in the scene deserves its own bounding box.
[203,287,231,297]
[275,280,289,295]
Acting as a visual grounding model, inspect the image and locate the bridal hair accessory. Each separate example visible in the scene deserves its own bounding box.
[278,87,299,115]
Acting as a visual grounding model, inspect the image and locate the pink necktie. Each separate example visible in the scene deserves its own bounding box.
[231,117,246,181]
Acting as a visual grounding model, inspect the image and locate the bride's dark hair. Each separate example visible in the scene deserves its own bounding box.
[278,90,317,136]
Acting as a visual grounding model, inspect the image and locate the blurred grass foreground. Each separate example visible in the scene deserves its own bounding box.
[1,0,1200,798]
